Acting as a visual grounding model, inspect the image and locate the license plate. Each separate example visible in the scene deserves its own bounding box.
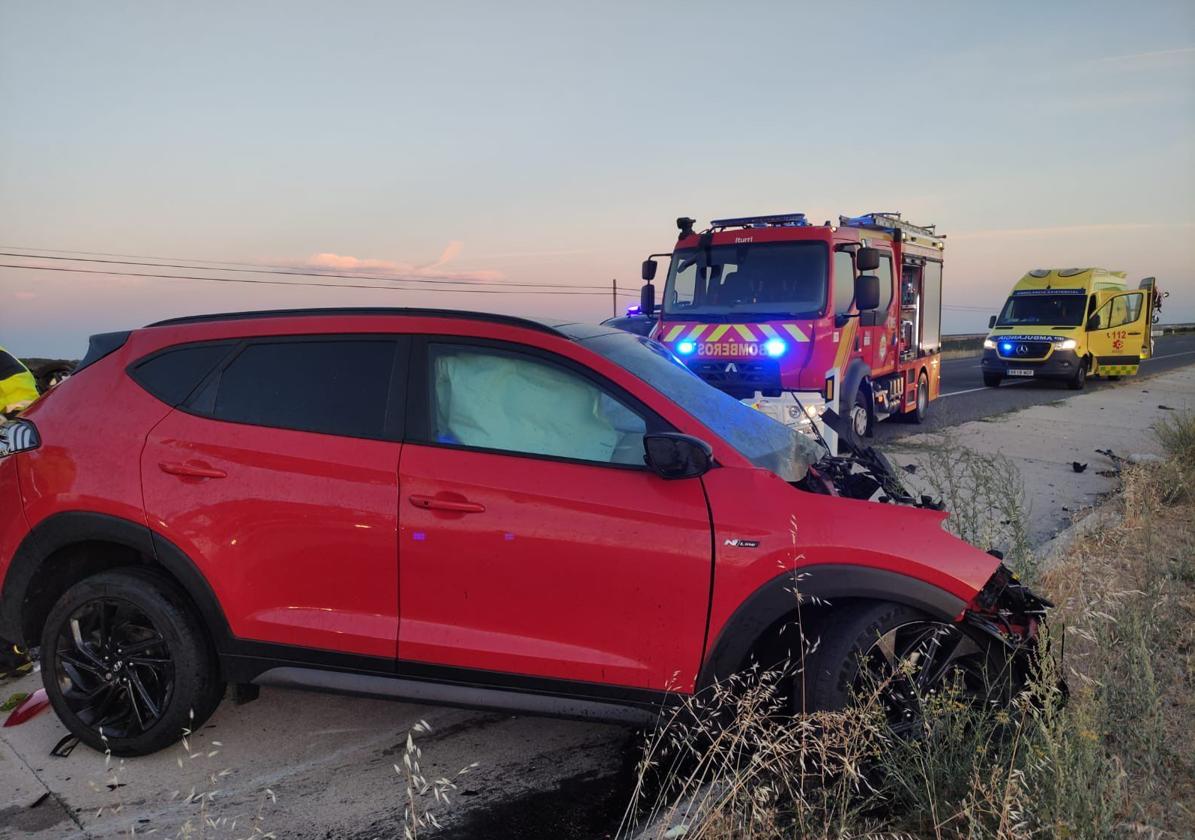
[1007,369,1035,377]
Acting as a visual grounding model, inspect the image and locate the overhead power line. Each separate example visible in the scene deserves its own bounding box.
[0,263,640,297]
[0,250,614,293]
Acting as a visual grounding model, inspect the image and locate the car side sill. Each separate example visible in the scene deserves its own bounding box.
[252,666,661,727]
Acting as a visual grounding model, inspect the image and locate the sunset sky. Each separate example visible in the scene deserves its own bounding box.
[2,1,1192,357]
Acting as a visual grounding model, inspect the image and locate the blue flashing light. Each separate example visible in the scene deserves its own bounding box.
[676,340,697,355]
[999,342,1015,354]
[625,304,642,316]
[763,338,787,357]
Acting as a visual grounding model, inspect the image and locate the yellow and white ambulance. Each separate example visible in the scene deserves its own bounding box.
[981,268,1162,389]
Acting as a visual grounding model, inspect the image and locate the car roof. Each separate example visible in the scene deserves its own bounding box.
[146,307,566,337]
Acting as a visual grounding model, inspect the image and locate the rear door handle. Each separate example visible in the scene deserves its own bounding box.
[159,461,227,479]
[408,494,485,514]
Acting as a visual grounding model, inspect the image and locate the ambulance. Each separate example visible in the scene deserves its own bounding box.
[981,268,1163,389]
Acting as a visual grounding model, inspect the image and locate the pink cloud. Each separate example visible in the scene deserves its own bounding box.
[301,242,502,283]
[13,291,37,300]
[308,253,401,271]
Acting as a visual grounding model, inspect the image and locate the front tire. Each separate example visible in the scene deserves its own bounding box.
[41,568,223,756]
[1067,360,1087,390]
[983,372,1002,388]
[846,387,872,450]
[802,602,1009,731]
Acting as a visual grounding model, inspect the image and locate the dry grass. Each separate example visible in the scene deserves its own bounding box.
[624,417,1195,839]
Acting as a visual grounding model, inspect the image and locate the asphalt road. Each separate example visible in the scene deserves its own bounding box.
[874,332,1195,442]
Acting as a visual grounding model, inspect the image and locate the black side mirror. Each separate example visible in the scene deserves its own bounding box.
[1086,315,1099,331]
[854,275,880,311]
[857,247,880,272]
[640,283,656,317]
[643,433,714,479]
[641,259,657,282]
[988,315,997,329]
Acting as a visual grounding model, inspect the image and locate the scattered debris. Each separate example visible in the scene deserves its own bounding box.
[1,691,29,712]
[1072,462,1088,473]
[28,792,50,809]
[1158,404,1176,411]
[1097,469,1119,478]
[901,463,918,474]
[1096,447,1127,464]
[2,687,49,728]
[50,734,80,758]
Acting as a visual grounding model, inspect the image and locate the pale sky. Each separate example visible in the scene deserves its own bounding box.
[2,0,1193,357]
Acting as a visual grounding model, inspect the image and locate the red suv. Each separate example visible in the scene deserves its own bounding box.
[0,309,1047,755]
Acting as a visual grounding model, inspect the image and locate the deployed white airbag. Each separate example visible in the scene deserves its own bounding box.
[434,350,627,463]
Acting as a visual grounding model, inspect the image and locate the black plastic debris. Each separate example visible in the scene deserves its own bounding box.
[1158,404,1175,411]
[902,463,918,474]
[1072,462,1087,473]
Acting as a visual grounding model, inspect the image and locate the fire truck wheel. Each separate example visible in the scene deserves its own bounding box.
[907,372,929,424]
[983,373,1002,388]
[848,388,871,446]
[1067,361,1088,390]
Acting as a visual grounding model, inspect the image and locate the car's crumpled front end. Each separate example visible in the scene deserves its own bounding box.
[965,560,1065,703]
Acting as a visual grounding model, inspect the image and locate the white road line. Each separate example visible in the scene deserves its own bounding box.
[940,380,1031,399]
[939,347,1195,399]
[1148,349,1195,361]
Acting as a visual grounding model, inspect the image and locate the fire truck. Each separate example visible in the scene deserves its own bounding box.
[639,212,945,452]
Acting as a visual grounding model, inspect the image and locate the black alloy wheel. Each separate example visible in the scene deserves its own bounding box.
[853,620,994,735]
[53,597,175,739]
[42,569,223,755]
[805,602,1009,731]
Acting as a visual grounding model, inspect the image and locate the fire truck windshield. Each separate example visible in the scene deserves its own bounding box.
[663,241,828,320]
[995,292,1087,327]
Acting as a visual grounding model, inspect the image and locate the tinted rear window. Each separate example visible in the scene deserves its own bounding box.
[131,343,233,406]
[204,339,398,439]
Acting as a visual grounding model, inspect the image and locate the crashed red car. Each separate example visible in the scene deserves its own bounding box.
[0,309,1048,755]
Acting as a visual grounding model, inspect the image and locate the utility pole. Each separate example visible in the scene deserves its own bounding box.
[612,279,617,317]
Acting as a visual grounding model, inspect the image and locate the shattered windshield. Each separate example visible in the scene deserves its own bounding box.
[574,330,820,481]
[663,241,828,319]
[996,291,1087,327]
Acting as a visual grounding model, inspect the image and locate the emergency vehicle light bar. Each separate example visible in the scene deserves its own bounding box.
[839,212,944,244]
[709,213,810,230]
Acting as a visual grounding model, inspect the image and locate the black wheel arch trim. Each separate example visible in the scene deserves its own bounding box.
[0,511,233,648]
[697,563,967,690]
[839,359,872,417]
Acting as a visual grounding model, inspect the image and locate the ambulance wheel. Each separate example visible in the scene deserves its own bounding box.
[983,373,1002,388]
[907,372,929,424]
[1067,362,1087,390]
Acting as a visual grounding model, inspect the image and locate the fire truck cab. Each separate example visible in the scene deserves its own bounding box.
[640,212,945,451]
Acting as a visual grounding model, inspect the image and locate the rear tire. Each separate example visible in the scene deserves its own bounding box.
[40,568,224,756]
[905,372,929,424]
[983,373,1002,388]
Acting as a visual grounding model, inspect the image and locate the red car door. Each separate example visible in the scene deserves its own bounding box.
[140,336,406,660]
[398,338,713,692]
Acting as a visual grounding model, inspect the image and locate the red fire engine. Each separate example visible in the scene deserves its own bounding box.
[639,212,945,451]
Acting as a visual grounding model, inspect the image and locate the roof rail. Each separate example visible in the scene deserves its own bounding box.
[839,212,944,245]
[145,307,565,336]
